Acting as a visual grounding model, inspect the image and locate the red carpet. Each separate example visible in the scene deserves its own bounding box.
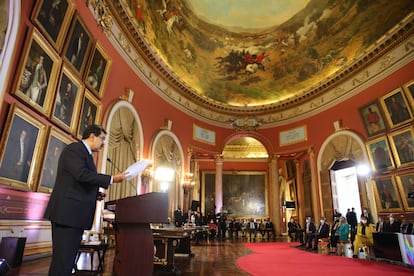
[237,242,413,275]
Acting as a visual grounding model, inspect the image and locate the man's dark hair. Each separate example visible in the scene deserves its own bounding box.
[82,124,106,139]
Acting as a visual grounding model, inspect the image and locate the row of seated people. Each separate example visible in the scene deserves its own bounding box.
[288,213,413,258]
[207,217,276,241]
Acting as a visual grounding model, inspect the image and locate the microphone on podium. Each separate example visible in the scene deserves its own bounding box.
[107,158,122,173]
[106,158,137,193]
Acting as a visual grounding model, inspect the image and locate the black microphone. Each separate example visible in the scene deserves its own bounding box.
[106,158,137,194]
[107,158,122,173]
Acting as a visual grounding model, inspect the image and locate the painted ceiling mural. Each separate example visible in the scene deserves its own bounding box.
[122,0,414,108]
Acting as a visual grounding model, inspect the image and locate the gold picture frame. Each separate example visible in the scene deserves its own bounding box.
[63,12,93,76]
[402,79,414,112]
[395,171,414,211]
[31,0,75,52]
[37,127,75,193]
[380,87,413,129]
[84,41,112,99]
[359,100,387,137]
[0,104,47,190]
[372,176,403,212]
[388,126,414,168]
[366,135,395,172]
[50,63,84,134]
[202,171,267,218]
[77,89,102,139]
[13,28,61,116]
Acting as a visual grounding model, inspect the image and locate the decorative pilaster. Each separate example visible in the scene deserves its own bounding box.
[215,155,224,214]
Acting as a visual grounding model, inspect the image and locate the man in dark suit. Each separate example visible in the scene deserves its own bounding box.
[311,217,330,250]
[383,214,401,233]
[44,125,127,275]
[304,216,316,249]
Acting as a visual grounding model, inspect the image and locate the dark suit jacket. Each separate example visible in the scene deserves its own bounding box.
[44,141,111,230]
[316,223,330,238]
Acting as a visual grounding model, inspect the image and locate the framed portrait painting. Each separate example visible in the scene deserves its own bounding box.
[359,101,387,137]
[77,89,102,138]
[84,41,111,99]
[380,88,413,128]
[51,64,84,134]
[402,79,414,111]
[63,13,93,76]
[31,0,75,52]
[38,128,74,193]
[388,127,414,168]
[373,176,403,212]
[13,28,61,116]
[0,104,47,190]
[395,172,414,211]
[366,136,394,172]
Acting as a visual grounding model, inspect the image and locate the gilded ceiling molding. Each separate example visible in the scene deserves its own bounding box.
[88,1,414,128]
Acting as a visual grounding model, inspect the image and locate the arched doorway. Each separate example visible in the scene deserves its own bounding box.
[318,130,375,223]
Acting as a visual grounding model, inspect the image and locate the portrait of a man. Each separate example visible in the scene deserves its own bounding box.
[39,135,68,189]
[0,116,38,183]
[64,17,91,73]
[36,0,69,42]
[54,73,77,126]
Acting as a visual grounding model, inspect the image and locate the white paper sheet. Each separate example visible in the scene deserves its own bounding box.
[124,160,148,180]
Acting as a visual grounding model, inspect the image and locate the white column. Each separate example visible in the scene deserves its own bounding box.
[215,155,223,213]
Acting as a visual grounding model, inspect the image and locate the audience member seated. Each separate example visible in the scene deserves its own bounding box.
[247,218,258,242]
[287,217,301,242]
[383,214,401,233]
[259,219,266,239]
[335,216,350,255]
[329,215,342,252]
[265,218,275,240]
[353,215,373,258]
[229,218,241,240]
[400,216,413,234]
[207,219,217,240]
[309,216,330,251]
[304,216,316,249]
[375,216,385,232]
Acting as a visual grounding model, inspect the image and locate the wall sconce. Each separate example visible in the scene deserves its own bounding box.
[182,173,195,190]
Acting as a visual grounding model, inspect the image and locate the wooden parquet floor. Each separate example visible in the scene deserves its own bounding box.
[7,237,274,275]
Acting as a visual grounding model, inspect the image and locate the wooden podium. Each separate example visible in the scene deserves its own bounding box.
[114,192,168,276]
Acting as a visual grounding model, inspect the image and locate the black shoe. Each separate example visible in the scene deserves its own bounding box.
[312,247,318,251]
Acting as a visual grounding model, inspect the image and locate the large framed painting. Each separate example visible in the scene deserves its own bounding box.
[380,88,413,129]
[51,64,84,134]
[203,171,267,218]
[359,100,387,137]
[366,136,394,172]
[373,176,403,212]
[63,13,93,76]
[84,41,111,99]
[77,89,102,139]
[388,126,414,168]
[13,28,61,116]
[395,172,414,211]
[0,105,47,190]
[38,127,74,193]
[402,79,414,112]
[31,0,75,52]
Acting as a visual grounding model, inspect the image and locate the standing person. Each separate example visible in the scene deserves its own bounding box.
[346,207,358,242]
[44,125,129,275]
[174,206,183,227]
